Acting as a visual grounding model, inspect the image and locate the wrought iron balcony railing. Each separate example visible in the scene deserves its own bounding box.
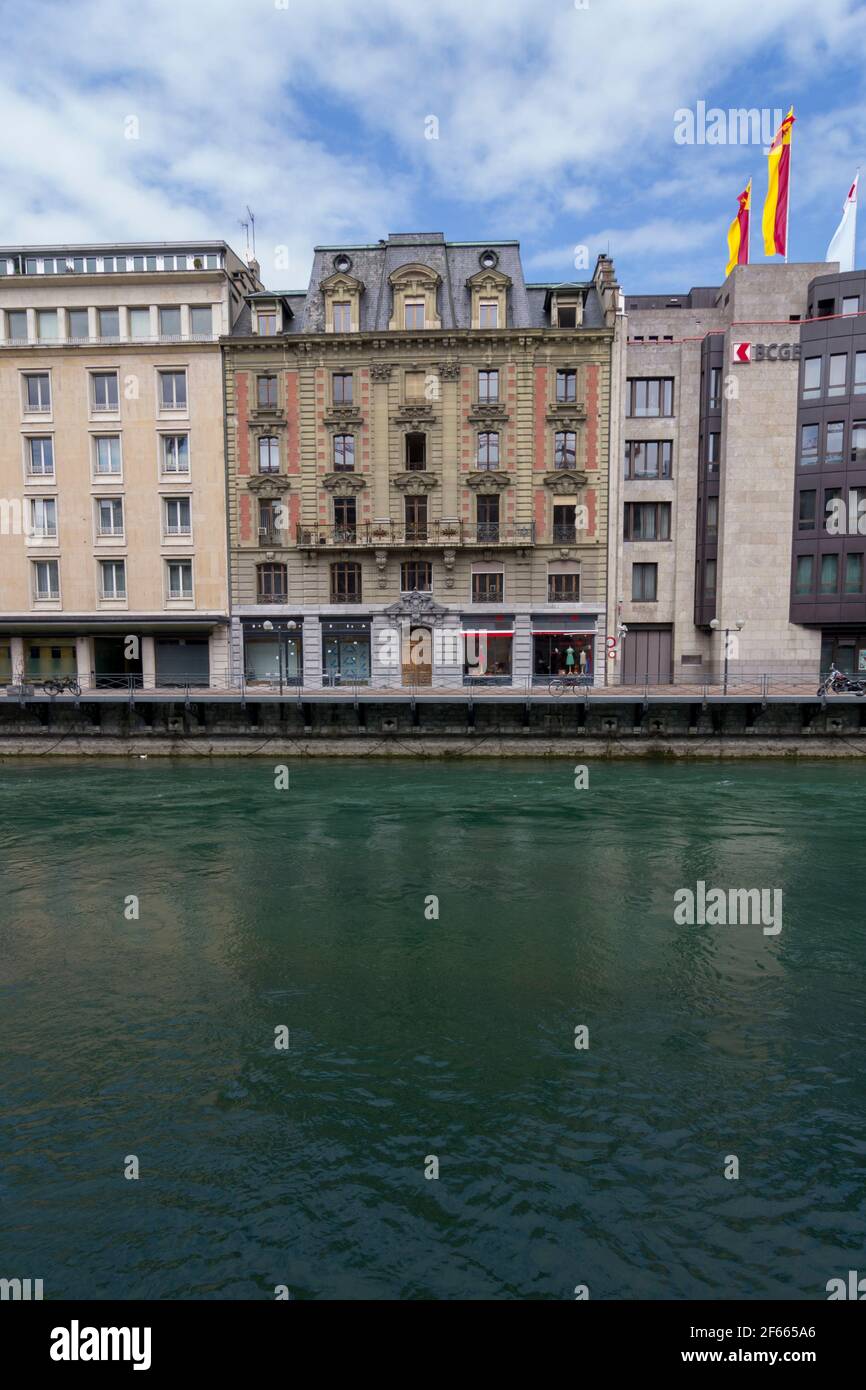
[296,521,536,547]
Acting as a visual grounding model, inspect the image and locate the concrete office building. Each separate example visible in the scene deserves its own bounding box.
[0,241,258,690]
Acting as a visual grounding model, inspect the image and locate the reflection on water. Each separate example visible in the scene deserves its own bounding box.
[0,758,863,1299]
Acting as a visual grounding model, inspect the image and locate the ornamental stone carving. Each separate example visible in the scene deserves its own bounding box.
[246,474,291,493]
[391,471,439,491]
[437,360,461,381]
[370,362,393,381]
[321,472,367,494]
[546,402,587,424]
[383,590,449,624]
[465,470,512,490]
[467,402,509,423]
[322,405,363,426]
[391,403,436,426]
[543,468,589,492]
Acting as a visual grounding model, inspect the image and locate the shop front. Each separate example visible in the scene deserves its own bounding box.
[322,619,371,685]
[462,615,514,684]
[243,618,304,686]
[531,617,596,684]
[155,637,210,688]
[820,629,866,675]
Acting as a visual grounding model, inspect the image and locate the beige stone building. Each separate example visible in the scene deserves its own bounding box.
[223,233,621,689]
[0,241,258,689]
[608,262,830,685]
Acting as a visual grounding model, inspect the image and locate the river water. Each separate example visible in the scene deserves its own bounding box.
[1,758,863,1299]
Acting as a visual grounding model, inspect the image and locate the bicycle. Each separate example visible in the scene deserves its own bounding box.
[548,674,591,697]
[41,675,81,696]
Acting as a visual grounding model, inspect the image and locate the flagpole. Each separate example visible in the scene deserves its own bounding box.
[747,178,752,264]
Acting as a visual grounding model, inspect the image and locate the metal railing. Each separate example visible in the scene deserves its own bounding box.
[296,521,536,547]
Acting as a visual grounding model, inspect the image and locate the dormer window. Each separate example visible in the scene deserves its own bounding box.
[550,292,582,328]
[321,269,364,334]
[388,264,441,332]
[256,311,277,335]
[404,300,426,330]
[479,301,499,328]
[467,264,511,330]
[333,302,351,332]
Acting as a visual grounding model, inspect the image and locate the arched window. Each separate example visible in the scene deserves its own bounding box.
[554,431,576,468]
[477,431,500,469]
[333,434,355,471]
[258,436,280,473]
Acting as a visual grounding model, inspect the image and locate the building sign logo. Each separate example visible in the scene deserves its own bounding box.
[731,341,801,364]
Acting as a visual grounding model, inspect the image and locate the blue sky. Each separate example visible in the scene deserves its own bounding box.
[1,0,865,294]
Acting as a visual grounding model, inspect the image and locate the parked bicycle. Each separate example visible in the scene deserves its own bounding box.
[548,675,592,697]
[41,675,81,696]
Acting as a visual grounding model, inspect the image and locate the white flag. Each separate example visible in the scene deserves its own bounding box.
[826,174,858,273]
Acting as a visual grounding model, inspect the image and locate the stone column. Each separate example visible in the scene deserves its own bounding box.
[434,616,464,690]
[141,634,156,690]
[75,636,93,690]
[10,635,25,683]
[302,615,322,688]
[512,613,532,691]
[439,360,461,523]
[371,363,392,523]
[371,613,399,689]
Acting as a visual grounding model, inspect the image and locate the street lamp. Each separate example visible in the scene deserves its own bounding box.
[709,617,745,695]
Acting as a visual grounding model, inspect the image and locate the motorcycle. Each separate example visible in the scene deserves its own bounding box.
[817,664,865,697]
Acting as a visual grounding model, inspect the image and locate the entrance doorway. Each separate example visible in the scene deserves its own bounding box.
[402,625,433,686]
[621,625,673,685]
[93,635,144,688]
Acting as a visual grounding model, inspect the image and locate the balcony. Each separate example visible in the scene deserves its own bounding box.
[296,521,535,548]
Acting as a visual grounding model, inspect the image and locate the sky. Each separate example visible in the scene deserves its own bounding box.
[1,0,865,295]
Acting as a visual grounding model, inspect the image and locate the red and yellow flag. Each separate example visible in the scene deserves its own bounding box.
[762,107,795,257]
[726,180,751,276]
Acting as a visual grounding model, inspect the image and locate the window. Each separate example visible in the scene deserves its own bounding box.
[624,440,672,479]
[404,495,428,541]
[123,307,148,339]
[817,298,835,317]
[820,553,839,593]
[476,493,499,541]
[704,559,717,595]
[68,308,90,340]
[824,487,842,529]
[624,501,671,540]
[795,555,814,594]
[479,301,498,328]
[855,352,866,395]
[626,378,674,417]
[800,423,819,466]
[548,572,580,601]
[33,559,60,600]
[256,313,276,336]
[709,366,721,408]
[159,370,187,409]
[827,421,845,463]
[404,370,425,401]
[190,306,212,336]
[632,562,657,601]
[99,559,126,599]
[404,301,425,330]
[477,431,499,469]
[405,432,426,470]
[332,372,353,404]
[29,497,57,539]
[554,431,576,468]
[91,371,119,411]
[556,303,578,328]
[258,436,280,473]
[159,307,182,338]
[332,302,351,333]
[96,497,124,536]
[706,495,718,539]
[852,422,866,461]
[257,562,287,601]
[24,373,51,411]
[478,369,499,403]
[798,490,816,530]
[7,310,27,341]
[842,296,860,316]
[164,497,191,536]
[333,434,355,471]
[162,434,189,474]
[553,503,577,542]
[330,561,362,602]
[333,496,356,541]
[28,437,54,476]
[472,571,503,602]
[802,357,822,399]
[256,375,277,409]
[37,310,58,340]
[166,559,193,600]
[98,308,119,339]
[707,432,720,473]
[845,553,864,593]
[94,436,121,475]
[401,560,432,592]
[828,353,848,397]
[556,369,577,402]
